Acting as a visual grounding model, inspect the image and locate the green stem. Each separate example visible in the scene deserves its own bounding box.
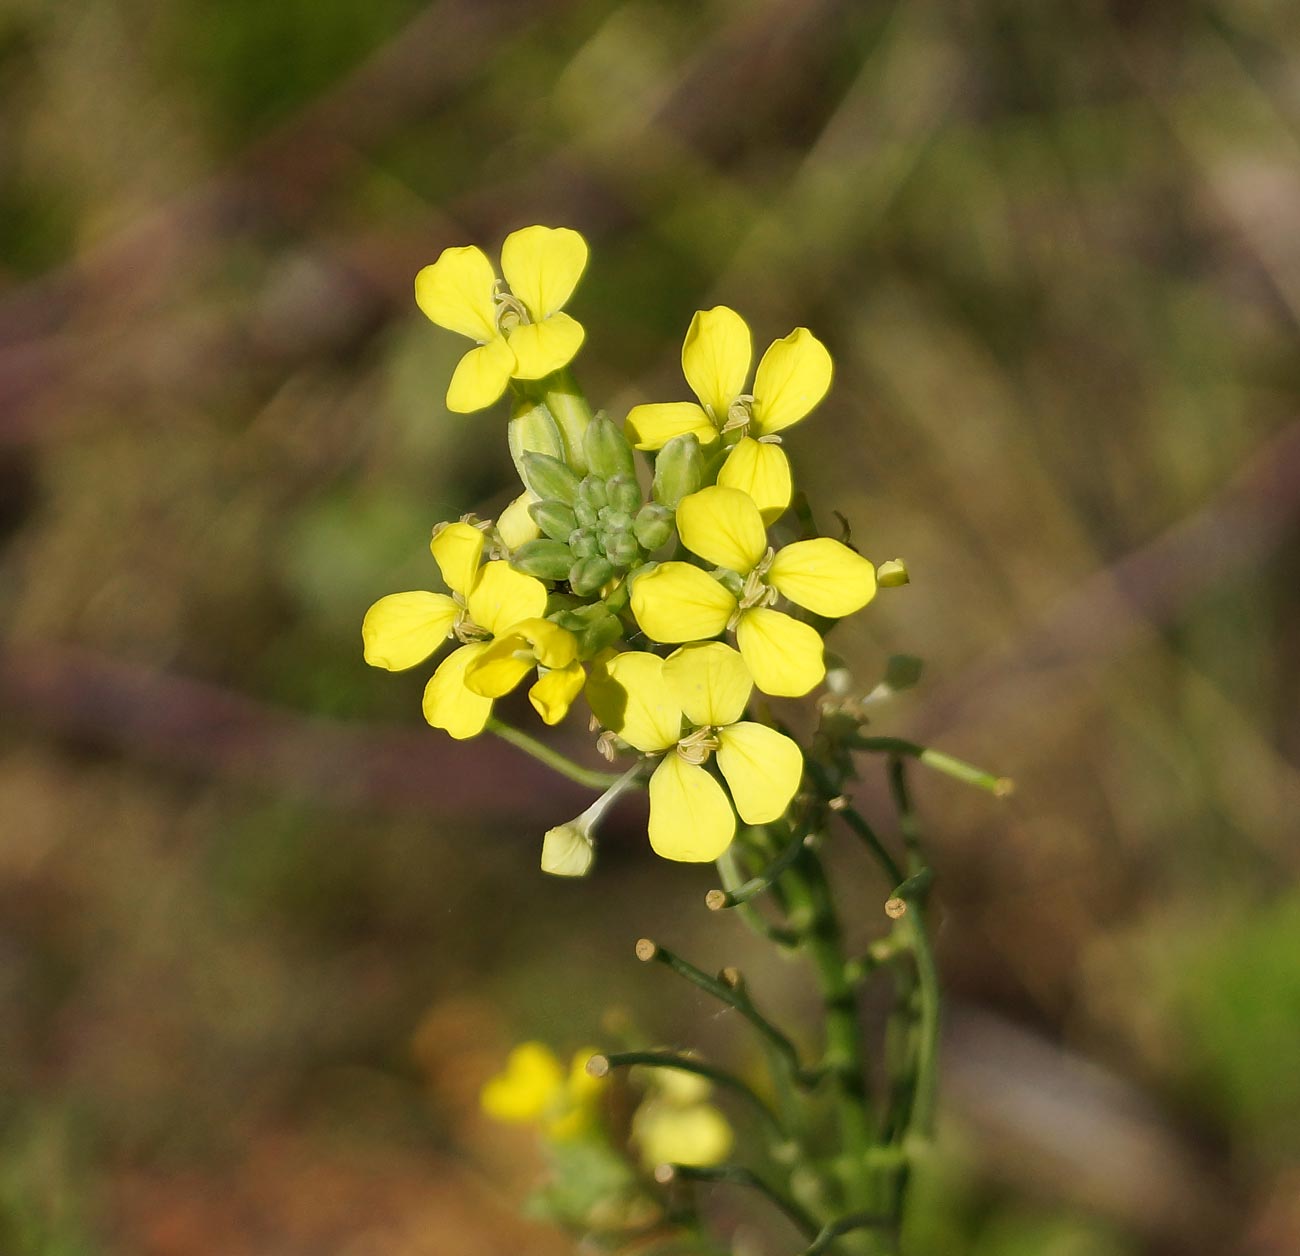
[848,736,1012,797]
[587,1050,785,1140]
[657,1163,819,1241]
[486,718,623,791]
[708,828,808,909]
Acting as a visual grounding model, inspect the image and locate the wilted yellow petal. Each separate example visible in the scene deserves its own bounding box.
[466,561,548,637]
[735,607,825,697]
[497,492,541,551]
[676,485,767,575]
[624,402,716,451]
[634,1100,733,1169]
[647,755,735,862]
[480,1042,564,1124]
[682,306,752,422]
[446,337,515,413]
[500,225,589,320]
[662,641,752,729]
[430,521,485,597]
[506,311,585,380]
[422,643,494,739]
[767,538,877,618]
[716,722,803,824]
[529,660,585,725]
[629,563,736,644]
[361,591,458,671]
[751,328,833,434]
[718,438,792,522]
[586,651,682,752]
[414,245,497,341]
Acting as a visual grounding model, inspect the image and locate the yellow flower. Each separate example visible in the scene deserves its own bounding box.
[629,486,876,699]
[415,226,589,413]
[361,521,581,736]
[624,306,833,519]
[632,1068,733,1169]
[481,1042,606,1142]
[586,643,802,862]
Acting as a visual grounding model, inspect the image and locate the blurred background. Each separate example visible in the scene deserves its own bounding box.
[2,0,1298,1251]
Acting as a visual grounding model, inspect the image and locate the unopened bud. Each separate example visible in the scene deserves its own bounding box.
[541,822,596,877]
[877,558,909,587]
[604,531,641,568]
[578,476,608,510]
[569,528,600,559]
[652,433,705,508]
[530,500,579,543]
[583,416,636,480]
[510,539,575,580]
[570,555,616,595]
[606,475,642,515]
[633,503,673,552]
[521,452,582,506]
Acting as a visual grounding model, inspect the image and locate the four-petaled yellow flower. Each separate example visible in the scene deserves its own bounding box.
[587,642,803,862]
[629,486,876,698]
[361,521,583,736]
[416,225,589,414]
[624,305,833,519]
[480,1041,607,1142]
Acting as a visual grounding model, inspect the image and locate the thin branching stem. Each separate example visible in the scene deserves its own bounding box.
[656,1163,819,1241]
[486,717,623,791]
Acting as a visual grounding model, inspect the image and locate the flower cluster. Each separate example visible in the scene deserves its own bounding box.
[363,226,905,868]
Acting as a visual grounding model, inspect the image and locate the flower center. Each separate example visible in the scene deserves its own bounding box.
[494,287,531,334]
[675,726,721,766]
[721,394,754,435]
[727,549,778,629]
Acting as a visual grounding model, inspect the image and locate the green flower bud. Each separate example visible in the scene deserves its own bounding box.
[877,558,910,587]
[570,555,616,595]
[510,539,575,581]
[541,822,595,877]
[633,503,673,552]
[582,415,636,481]
[569,528,600,559]
[578,476,608,510]
[529,500,579,543]
[521,452,582,506]
[652,433,705,508]
[580,608,624,655]
[600,509,633,534]
[574,500,599,529]
[715,568,745,599]
[606,475,642,515]
[604,531,641,567]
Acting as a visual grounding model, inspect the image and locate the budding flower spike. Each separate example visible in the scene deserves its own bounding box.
[363,225,1008,1252]
[415,225,588,413]
[625,305,833,520]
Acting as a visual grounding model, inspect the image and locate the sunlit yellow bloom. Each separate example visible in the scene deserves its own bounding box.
[624,306,832,519]
[362,521,580,736]
[480,1042,606,1142]
[586,643,802,862]
[415,226,588,413]
[632,1067,733,1169]
[496,491,542,551]
[629,486,876,698]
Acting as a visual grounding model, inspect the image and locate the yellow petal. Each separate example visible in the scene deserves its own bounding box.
[480,1041,565,1124]
[530,660,586,725]
[629,562,736,644]
[586,651,682,753]
[497,491,542,551]
[718,438,792,522]
[430,521,485,598]
[515,618,578,669]
[716,721,803,824]
[506,311,585,380]
[500,225,589,321]
[422,643,494,739]
[662,641,752,729]
[414,245,498,341]
[361,591,458,671]
[675,485,767,575]
[447,337,515,414]
[734,607,825,697]
[463,632,535,699]
[767,539,877,618]
[634,1100,733,1169]
[751,328,833,434]
[466,561,548,637]
[682,306,752,422]
[647,755,735,862]
[624,402,717,451]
